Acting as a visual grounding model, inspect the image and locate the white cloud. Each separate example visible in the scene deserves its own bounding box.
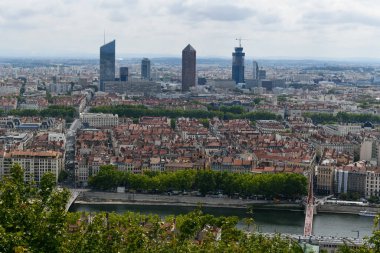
[0,0,380,58]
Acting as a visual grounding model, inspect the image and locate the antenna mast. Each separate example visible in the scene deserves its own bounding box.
[235,37,248,47]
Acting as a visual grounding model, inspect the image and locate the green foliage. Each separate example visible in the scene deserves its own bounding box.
[0,163,70,252]
[89,166,307,199]
[7,105,77,120]
[339,192,360,201]
[219,105,245,114]
[170,118,176,129]
[46,91,53,103]
[368,196,380,204]
[304,111,380,125]
[89,104,279,122]
[253,97,264,105]
[199,118,210,128]
[289,83,317,90]
[58,170,69,183]
[1,163,380,252]
[61,208,305,253]
[277,95,288,102]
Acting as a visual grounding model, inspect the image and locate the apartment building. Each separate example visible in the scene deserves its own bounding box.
[315,164,335,195]
[365,168,380,198]
[0,150,63,183]
[80,113,119,128]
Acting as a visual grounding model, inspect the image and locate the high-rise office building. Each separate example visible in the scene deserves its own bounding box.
[182,44,196,92]
[120,67,128,82]
[99,40,115,92]
[253,61,259,80]
[259,69,266,80]
[232,46,245,84]
[141,58,151,80]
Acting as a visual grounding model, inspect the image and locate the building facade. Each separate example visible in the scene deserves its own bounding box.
[99,40,116,92]
[120,67,128,82]
[253,61,259,80]
[366,169,380,198]
[315,165,335,195]
[182,44,196,92]
[141,58,151,80]
[104,80,161,96]
[80,113,119,128]
[334,166,366,197]
[232,46,245,84]
[0,150,63,183]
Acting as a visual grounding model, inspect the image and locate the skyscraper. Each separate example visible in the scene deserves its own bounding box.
[259,69,266,80]
[232,46,245,84]
[182,44,196,92]
[141,58,151,80]
[253,61,259,80]
[99,40,115,92]
[120,67,128,82]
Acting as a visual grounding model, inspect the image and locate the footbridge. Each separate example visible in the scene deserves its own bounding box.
[65,189,81,212]
[303,173,314,236]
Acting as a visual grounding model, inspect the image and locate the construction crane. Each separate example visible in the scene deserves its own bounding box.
[235,37,248,47]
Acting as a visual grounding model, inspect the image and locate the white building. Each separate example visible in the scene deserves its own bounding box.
[365,169,380,198]
[80,113,119,128]
[323,125,362,136]
[48,132,66,145]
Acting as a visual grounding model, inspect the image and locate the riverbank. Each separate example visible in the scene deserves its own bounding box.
[75,191,380,215]
[318,204,380,215]
[69,201,375,239]
[76,191,303,210]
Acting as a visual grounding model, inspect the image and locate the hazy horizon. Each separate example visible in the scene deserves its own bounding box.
[2,55,380,65]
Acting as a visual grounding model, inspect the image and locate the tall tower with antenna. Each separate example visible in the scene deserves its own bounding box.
[99,39,115,92]
[232,38,246,84]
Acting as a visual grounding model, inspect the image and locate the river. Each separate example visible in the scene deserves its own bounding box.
[69,203,375,238]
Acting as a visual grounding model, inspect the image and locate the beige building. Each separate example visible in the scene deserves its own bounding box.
[315,164,335,195]
[360,139,380,166]
[0,150,63,183]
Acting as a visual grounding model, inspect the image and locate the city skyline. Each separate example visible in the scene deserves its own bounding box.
[1,0,380,59]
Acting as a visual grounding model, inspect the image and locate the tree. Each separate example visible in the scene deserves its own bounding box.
[1,165,380,252]
[170,118,176,130]
[195,170,216,196]
[58,170,69,183]
[0,163,70,252]
[199,118,210,128]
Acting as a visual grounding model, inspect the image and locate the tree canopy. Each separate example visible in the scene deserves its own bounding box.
[303,112,380,125]
[0,164,70,252]
[88,165,307,199]
[89,104,281,122]
[1,163,379,252]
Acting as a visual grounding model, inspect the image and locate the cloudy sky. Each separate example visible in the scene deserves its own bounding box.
[1,0,380,59]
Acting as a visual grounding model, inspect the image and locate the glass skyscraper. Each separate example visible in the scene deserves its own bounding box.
[120,67,128,82]
[141,58,151,80]
[253,61,259,80]
[182,44,196,92]
[99,40,115,92]
[232,46,245,84]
